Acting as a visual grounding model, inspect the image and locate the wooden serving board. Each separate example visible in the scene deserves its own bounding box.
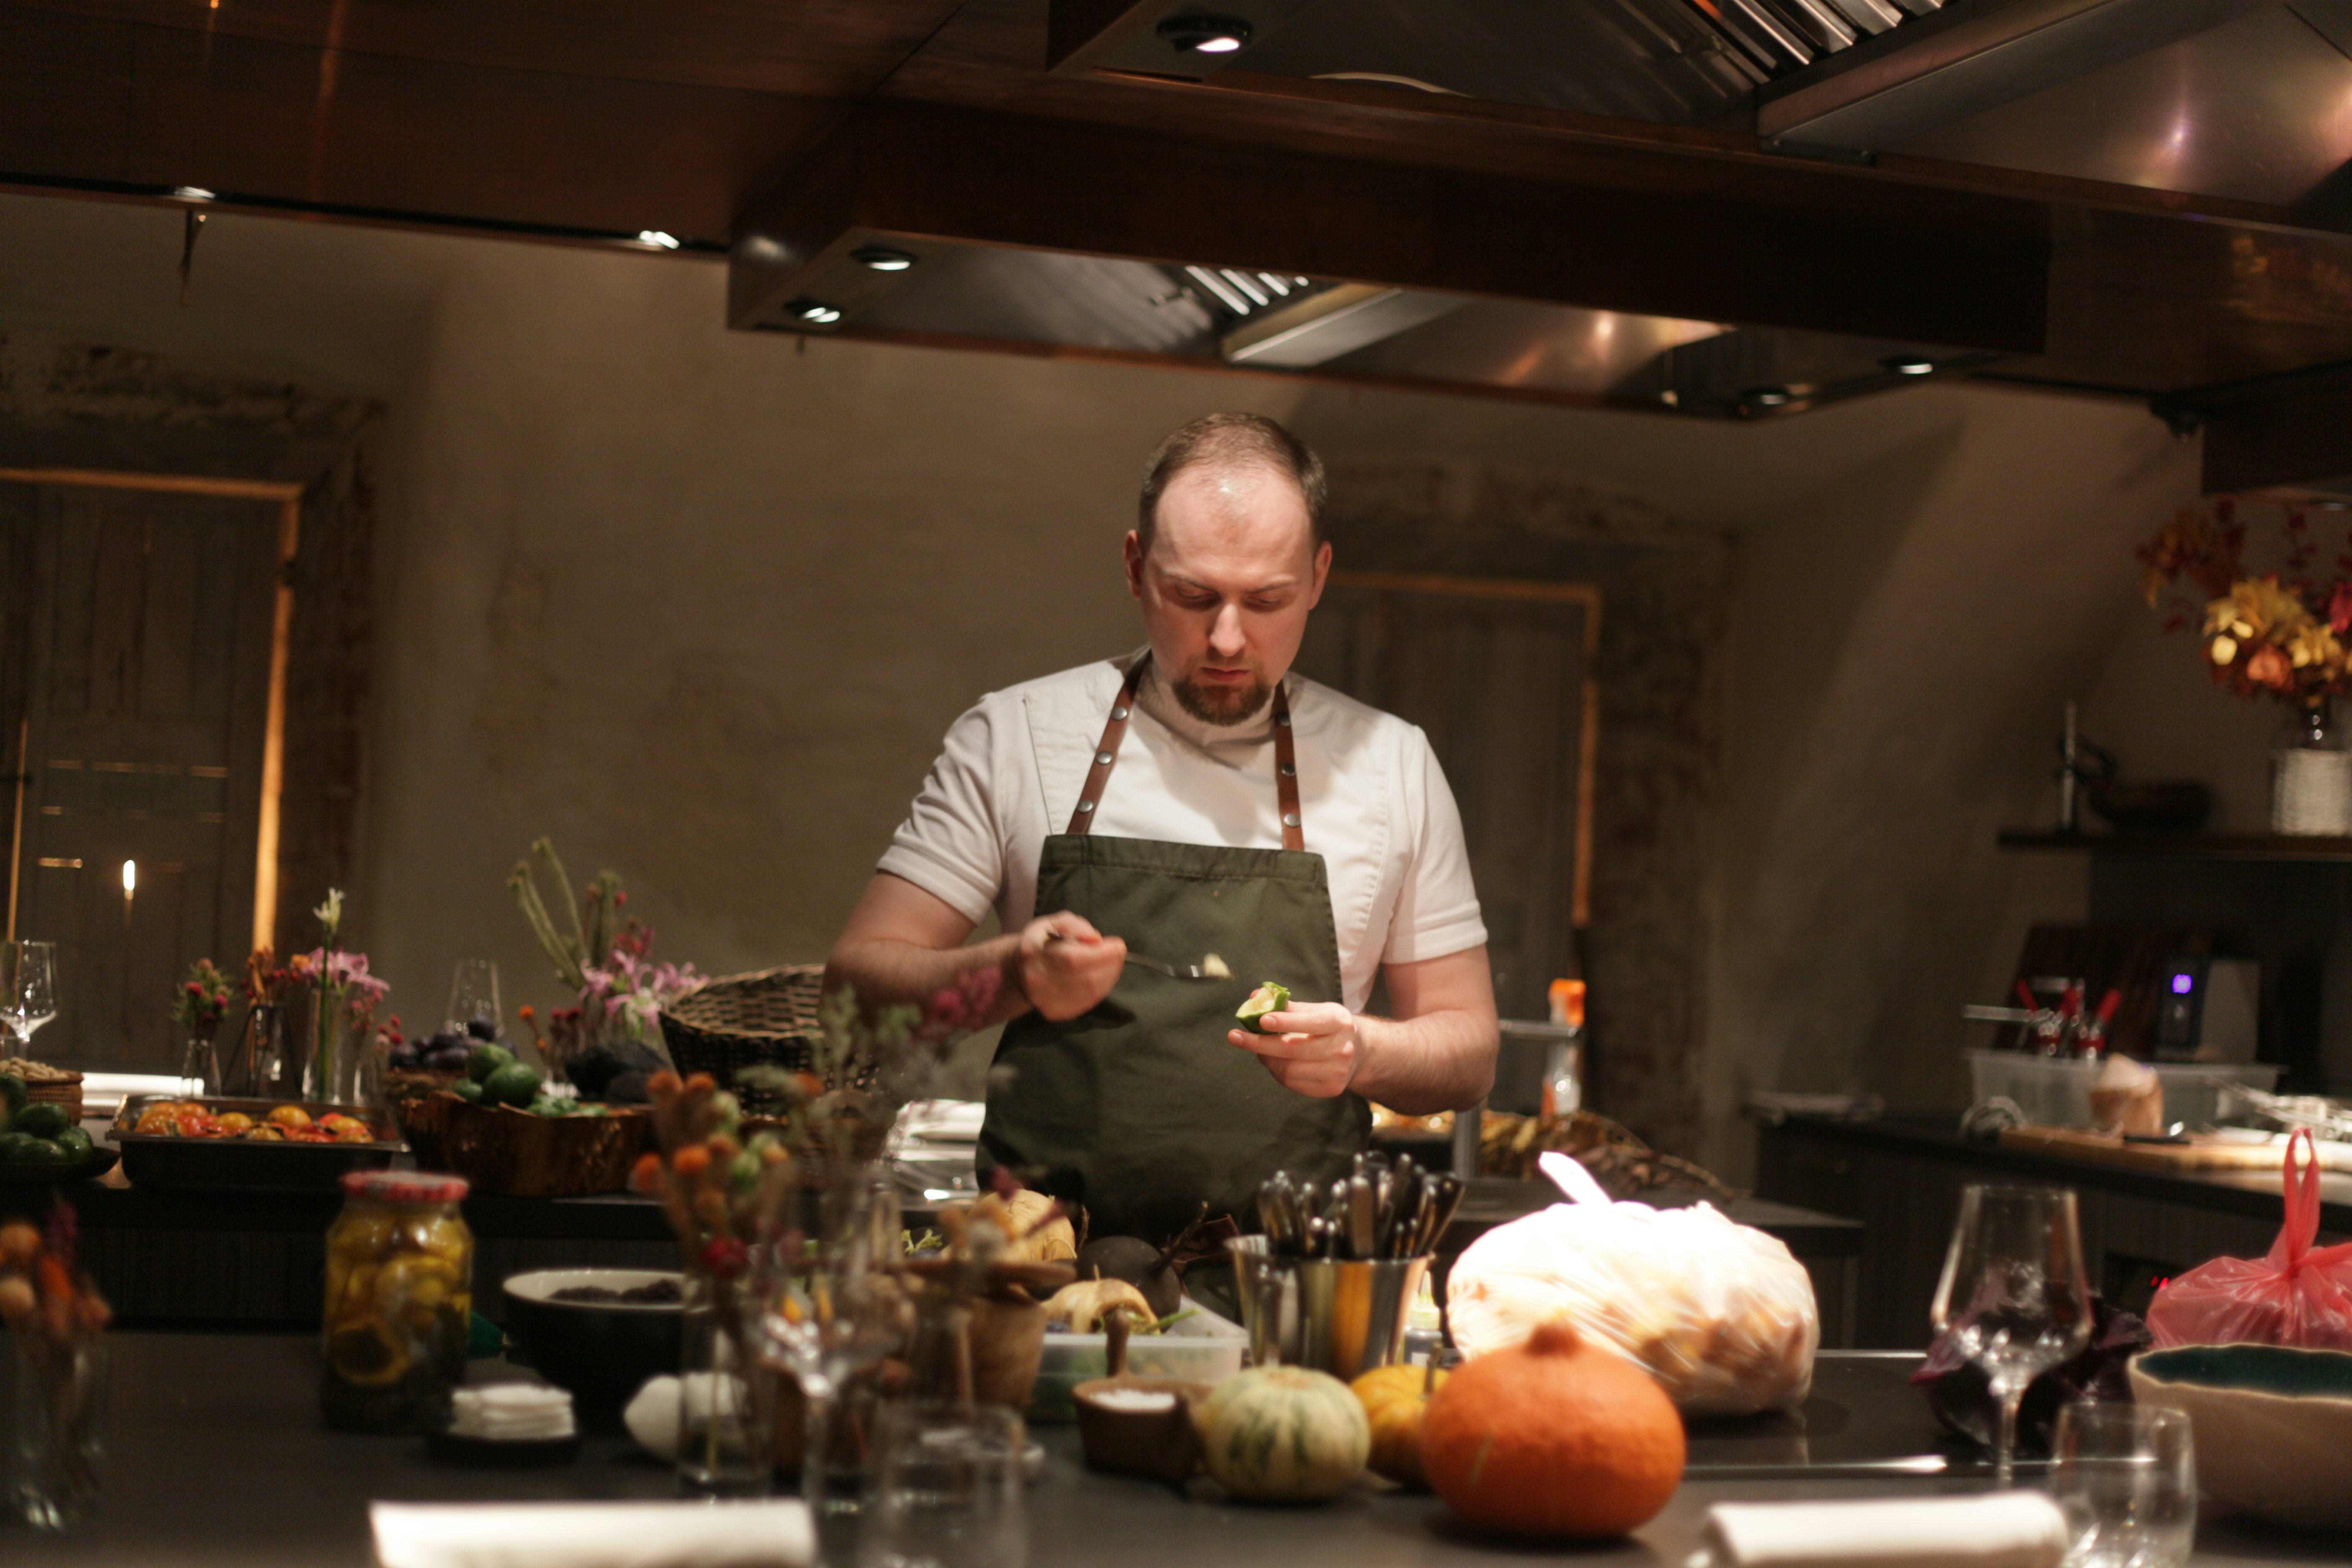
[1999,1125,2288,1172]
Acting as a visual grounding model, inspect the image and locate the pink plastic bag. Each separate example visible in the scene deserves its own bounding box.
[2146,1130,2352,1351]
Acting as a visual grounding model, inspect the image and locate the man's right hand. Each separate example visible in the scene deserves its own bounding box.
[1018,913,1127,1021]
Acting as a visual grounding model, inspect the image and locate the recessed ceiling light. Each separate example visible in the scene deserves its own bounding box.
[1157,13,1252,53]
[637,230,681,250]
[788,298,844,326]
[851,245,918,273]
[1742,387,1794,407]
[172,186,215,202]
[1883,355,1935,376]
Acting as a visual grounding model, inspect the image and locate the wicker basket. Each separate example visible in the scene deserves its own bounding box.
[660,965,826,1106]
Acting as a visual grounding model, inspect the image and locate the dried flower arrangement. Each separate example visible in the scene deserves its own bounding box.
[2140,499,2352,708]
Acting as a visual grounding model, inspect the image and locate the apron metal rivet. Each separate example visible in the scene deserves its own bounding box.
[1095,751,1114,766]
[1076,799,1095,813]
[1280,763,1296,777]
[1282,812,1300,828]
[1112,706,1130,720]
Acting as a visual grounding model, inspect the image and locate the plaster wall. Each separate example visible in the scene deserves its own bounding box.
[0,192,2240,1170]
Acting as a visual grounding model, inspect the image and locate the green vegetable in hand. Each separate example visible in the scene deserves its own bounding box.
[1236,983,1292,1034]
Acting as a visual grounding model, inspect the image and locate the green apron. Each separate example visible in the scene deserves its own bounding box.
[977,658,1366,1244]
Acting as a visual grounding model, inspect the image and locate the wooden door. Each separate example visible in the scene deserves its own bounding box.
[1,481,279,1070]
[1292,573,1596,1024]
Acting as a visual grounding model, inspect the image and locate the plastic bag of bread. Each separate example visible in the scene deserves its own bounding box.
[1447,1152,1818,1416]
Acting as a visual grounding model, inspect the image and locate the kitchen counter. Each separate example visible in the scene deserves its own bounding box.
[3,1336,2338,1568]
[16,1122,1859,1332]
[1756,1116,2351,1349]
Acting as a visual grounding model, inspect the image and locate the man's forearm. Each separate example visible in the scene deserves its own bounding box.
[1348,1008,1497,1115]
[823,933,1034,1028]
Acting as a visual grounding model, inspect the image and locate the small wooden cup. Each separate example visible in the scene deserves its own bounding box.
[1073,1312,1210,1484]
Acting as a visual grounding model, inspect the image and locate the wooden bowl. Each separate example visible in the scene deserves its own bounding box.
[398,1092,649,1196]
[1073,1375,1211,1482]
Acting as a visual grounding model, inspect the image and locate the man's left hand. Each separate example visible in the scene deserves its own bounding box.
[1228,1003,1359,1099]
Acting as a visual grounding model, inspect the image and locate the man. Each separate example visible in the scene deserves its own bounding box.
[826,413,1497,1241]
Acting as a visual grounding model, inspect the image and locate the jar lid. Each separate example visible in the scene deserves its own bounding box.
[340,1169,469,1204]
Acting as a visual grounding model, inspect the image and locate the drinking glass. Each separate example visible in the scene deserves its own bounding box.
[2,939,59,1052]
[856,1400,1027,1568]
[2050,1404,2196,1568]
[446,959,502,1038]
[1929,1183,2093,1485]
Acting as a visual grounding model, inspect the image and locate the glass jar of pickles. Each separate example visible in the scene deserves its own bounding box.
[320,1170,472,1432]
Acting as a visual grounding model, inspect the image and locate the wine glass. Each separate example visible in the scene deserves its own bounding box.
[445,959,502,1040]
[1929,1183,2093,1485]
[1,939,59,1052]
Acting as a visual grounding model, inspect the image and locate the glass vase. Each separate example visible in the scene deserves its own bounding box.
[678,1271,777,1499]
[770,1163,903,1561]
[302,993,375,1107]
[2272,699,2352,835]
[10,1335,107,1531]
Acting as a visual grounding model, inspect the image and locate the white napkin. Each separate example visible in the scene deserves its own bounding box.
[450,1385,575,1442]
[371,1501,812,1568]
[1697,1494,2069,1568]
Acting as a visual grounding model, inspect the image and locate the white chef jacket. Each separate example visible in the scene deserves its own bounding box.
[877,652,1488,1014]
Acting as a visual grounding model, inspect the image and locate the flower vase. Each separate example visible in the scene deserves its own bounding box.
[10,1335,107,1531]
[775,1164,903,1558]
[677,1271,777,1499]
[302,993,383,1108]
[2272,699,2352,835]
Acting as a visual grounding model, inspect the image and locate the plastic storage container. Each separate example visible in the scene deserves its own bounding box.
[1965,1051,2283,1130]
[1026,1297,1247,1421]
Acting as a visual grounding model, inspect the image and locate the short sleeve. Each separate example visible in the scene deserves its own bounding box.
[875,700,1008,926]
[1381,729,1489,965]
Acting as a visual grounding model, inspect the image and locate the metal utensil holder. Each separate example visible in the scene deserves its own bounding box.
[1226,1235,1429,1380]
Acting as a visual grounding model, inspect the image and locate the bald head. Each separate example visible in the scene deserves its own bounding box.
[1136,413,1325,561]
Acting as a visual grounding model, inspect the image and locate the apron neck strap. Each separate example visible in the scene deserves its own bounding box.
[1067,655,1305,852]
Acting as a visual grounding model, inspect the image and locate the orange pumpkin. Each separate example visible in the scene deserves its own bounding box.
[1351,1362,1447,1488]
[1420,1319,1684,1537]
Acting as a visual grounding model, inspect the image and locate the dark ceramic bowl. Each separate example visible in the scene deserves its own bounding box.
[500,1268,686,1411]
[2086,780,2212,834]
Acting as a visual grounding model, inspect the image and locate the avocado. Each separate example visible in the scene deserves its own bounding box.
[482,1061,542,1109]
[54,1126,93,1160]
[466,1043,516,1083]
[13,1101,68,1141]
[0,1072,25,1124]
[450,1078,485,1103]
[10,1137,68,1166]
[1235,982,1291,1034]
[0,1131,29,1161]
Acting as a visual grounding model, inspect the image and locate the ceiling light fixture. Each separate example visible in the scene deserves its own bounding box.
[787,298,844,326]
[637,230,682,250]
[851,245,918,272]
[1883,355,1935,376]
[173,186,215,201]
[1157,12,1252,53]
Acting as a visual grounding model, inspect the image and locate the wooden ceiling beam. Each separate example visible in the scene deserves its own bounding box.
[730,101,2048,352]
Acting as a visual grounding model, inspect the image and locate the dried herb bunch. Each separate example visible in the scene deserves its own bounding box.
[168,959,237,1042]
[631,1071,799,1281]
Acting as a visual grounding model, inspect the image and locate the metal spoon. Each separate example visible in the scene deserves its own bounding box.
[1044,931,1224,980]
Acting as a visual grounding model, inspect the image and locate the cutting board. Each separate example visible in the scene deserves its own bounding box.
[1999,1125,2291,1172]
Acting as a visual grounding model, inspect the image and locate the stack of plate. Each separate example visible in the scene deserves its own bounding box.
[890,1099,985,1202]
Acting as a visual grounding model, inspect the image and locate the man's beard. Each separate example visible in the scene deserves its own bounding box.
[1171,670,1273,727]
